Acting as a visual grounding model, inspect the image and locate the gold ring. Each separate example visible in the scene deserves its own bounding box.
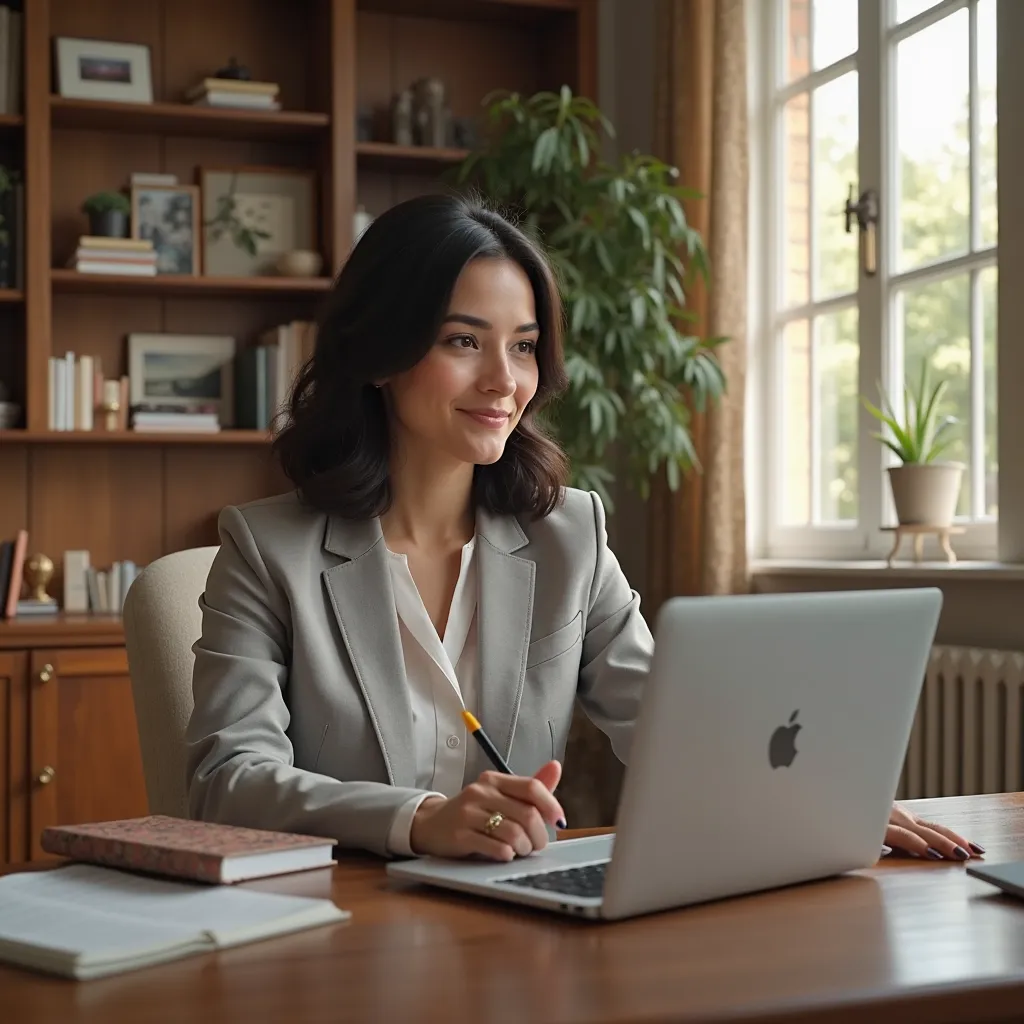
[483,812,504,835]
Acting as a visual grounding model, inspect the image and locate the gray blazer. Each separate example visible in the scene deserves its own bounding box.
[186,487,653,856]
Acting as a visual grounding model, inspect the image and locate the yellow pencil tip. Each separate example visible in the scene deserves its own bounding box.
[461,710,481,732]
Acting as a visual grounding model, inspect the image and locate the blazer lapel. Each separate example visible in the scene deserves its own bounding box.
[473,507,535,777]
[322,515,416,788]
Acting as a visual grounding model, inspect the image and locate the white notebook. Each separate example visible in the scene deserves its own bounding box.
[0,864,349,980]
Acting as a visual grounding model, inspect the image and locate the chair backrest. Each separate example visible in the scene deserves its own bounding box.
[123,546,218,819]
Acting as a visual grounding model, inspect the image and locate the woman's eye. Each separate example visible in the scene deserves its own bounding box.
[515,340,538,354]
[448,334,477,349]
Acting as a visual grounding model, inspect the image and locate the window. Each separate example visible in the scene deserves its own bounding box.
[751,0,998,559]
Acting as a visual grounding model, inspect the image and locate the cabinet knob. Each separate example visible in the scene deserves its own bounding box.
[37,765,56,785]
[38,663,54,683]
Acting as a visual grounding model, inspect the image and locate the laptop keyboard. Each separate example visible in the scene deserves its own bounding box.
[497,861,608,899]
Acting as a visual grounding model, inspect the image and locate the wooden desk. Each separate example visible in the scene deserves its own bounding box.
[6,793,1024,1024]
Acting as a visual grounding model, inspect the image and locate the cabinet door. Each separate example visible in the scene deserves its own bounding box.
[0,651,28,865]
[29,647,148,859]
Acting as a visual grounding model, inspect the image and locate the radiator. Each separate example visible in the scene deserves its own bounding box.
[897,645,1024,800]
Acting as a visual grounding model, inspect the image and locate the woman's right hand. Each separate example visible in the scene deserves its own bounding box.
[409,760,566,861]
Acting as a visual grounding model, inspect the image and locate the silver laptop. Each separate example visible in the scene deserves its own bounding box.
[387,587,942,920]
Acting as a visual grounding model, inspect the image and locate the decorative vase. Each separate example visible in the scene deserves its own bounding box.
[88,209,128,238]
[275,249,323,278]
[887,463,964,526]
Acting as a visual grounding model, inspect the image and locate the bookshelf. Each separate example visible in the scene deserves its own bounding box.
[0,0,595,616]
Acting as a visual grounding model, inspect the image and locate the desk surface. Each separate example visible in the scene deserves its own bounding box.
[6,793,1024,1024]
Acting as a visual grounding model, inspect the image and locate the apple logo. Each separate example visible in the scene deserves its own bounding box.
[769,710,801,769]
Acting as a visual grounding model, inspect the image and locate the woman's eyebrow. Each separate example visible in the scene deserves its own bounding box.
[443,314,540,332]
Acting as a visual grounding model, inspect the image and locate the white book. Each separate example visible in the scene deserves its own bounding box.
[96,570,109,614]
[64,351,75,433]
[74,261,158,276]
[0,864,348,980]
[53,359,66,431]
[129,172,178,187]
[47,357,56,430]
[77,354,94,431]
[108,563,121,614]
[63,550,90,613]
[192,91,280,109]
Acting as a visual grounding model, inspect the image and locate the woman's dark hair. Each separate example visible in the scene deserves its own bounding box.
[273,193,570,519]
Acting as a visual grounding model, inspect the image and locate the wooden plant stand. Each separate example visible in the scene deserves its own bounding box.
[882,524,966,566]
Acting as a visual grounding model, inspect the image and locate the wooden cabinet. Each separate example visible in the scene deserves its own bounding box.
[0,618,148,865]
[27,647,147,860]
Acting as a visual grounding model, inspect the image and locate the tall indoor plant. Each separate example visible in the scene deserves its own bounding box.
[862,363,963,525]
[454,88,726,505]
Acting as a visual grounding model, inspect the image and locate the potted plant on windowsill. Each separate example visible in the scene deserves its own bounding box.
[862,363,963,526]
[81,190,130,238]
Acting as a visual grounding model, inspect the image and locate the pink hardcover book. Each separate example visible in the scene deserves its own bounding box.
[40,815,337,884]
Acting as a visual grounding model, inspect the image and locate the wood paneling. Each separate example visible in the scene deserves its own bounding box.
[28,446,165,592]
[163,446,286,553]
[0,651,27,863]
[0,447,27,540]
[28,647,146,858]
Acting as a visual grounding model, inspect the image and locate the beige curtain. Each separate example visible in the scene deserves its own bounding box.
[648,0,750,605]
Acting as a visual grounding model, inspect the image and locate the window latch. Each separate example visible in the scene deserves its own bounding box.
[844,185,879,277]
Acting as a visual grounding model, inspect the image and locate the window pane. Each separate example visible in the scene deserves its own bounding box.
[782,320,811,524]
[981,266,998,515]
[979,0,997,247]
[813,0,857,69]
[814,72,858,299]
[900,275,971,517]
[783,93,810,307]
[897,0,939,22]
[786,0,810,82]
[816,307,859,522]
[897,9,970,271]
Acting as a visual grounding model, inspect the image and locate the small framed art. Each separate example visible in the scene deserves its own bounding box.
[127,333,236,425]
[55,38,153,104]
[131,184,200,275]
[199,165,317,277]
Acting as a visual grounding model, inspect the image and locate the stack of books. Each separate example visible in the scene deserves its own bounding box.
[185,77,280,110]
[70,237,156,277]
[47,351,129,432]
[235,320,317,430]
[131,407,220,434]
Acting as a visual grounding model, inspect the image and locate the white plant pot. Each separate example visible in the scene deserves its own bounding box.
[887,463,964,527]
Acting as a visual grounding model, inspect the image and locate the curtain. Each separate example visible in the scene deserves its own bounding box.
[648,0,750,605]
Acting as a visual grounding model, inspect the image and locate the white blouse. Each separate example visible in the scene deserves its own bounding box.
[384,538,479,855]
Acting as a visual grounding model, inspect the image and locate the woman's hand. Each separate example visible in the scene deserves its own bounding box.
[410,760,565,861]
[885,802,985,860]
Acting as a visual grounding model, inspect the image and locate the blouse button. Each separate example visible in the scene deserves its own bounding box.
[446,735,460,749]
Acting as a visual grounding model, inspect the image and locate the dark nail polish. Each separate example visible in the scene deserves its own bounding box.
[926,847,944,860]
[953,845,970,860]
[556,818,567,830]
[970,842,986,855]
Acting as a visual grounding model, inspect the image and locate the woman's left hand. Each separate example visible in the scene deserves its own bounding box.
[884,802,985,860]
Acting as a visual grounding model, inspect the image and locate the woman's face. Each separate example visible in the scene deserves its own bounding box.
[385,257,541,468]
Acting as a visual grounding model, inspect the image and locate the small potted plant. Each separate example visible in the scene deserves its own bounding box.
[81,190,130,238]
[862,363,963,526]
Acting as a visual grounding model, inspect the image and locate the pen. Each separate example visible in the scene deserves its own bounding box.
[461,709,567,831]
[461,710,513,774]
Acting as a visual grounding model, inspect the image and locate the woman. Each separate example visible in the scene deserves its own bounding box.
[186,194,983,864]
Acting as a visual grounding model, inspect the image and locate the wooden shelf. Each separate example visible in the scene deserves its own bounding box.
[0,430,271,445]
[0,113,22,130]
[50,269,333,298]
[0,288,23,303]
[0,613,124,649]
[50,97,330,141]
[356,141,470,170]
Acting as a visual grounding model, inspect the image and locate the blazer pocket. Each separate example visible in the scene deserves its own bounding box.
[526,612,583,670]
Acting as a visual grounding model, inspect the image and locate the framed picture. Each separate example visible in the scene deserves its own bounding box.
[199,166,317,277]
[54,37,153,104]
[131,184,200,275]
[127,334,236,425]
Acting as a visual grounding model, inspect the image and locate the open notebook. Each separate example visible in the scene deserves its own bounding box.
[0,864,349,980]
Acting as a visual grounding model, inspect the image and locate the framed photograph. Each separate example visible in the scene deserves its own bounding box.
[55,37,153,104]
[127,334,236,425]
[199,165,317,277]
[131,184,200,275]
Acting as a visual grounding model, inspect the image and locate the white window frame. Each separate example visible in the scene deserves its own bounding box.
[748,0,1006,562]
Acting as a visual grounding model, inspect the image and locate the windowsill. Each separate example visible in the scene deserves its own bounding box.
[751,559,1024,582]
